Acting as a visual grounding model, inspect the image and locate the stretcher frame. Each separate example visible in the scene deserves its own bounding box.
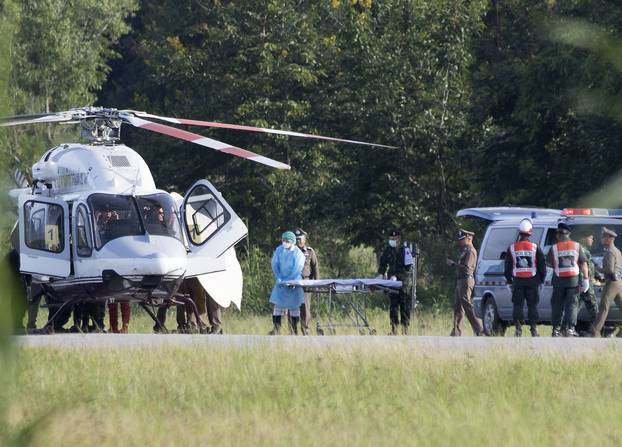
[282,279,403,335]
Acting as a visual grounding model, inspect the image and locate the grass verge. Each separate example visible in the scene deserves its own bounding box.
[3,345,622,446]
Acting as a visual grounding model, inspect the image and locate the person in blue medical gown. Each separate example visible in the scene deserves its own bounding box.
[269,231,306,335]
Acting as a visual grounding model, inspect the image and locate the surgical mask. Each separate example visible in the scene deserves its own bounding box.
[388,240,397,248]
[282,241,292,249]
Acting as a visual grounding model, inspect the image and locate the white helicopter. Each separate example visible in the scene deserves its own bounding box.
[2,107,393,332]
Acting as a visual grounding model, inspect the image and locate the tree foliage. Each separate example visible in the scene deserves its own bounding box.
[5,0,138,178]
[5,0,622,304]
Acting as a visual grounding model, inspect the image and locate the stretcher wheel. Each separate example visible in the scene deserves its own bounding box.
[369,329,377,335]
[317,328,324,336]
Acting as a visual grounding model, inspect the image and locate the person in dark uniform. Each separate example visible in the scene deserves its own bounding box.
[546,222,589,337]
[575,230,599,329]
[447,229,483,336]
[4,249,27,334]
[504,219,546,337]
[294,228,319,335]
[377,229,412,335]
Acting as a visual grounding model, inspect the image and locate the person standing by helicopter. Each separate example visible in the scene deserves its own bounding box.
[269,231,305,335]
[294,228,319,335]
[377,229,413,335]
[97,208,131,333]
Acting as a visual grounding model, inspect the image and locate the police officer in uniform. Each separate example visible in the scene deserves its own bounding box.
[546,223,589,337]
[589,227,622,337]
[575,230,599,328]
[377,229,412,335]
[447,229,483,336]
[294,228,319,335]
[504,219,546,337]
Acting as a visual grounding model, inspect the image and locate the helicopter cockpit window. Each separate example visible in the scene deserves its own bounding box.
[24,201,64,253]
[185,185,230,246]
[76,204,92,257]
[89,194,144,249]
[136,193,182,241]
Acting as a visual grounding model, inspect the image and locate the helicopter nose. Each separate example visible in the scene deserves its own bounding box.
[97,236,187,278]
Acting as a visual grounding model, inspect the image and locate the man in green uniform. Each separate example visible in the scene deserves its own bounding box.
[589,227,622,337]
[377,229,412,335]
[575,231,599,329]
[546,223,589,337]
[447,229,483,336]
[294,228,319,335]
[504,218,546,337]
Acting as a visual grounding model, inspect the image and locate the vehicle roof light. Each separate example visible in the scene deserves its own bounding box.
[562,208,592,216]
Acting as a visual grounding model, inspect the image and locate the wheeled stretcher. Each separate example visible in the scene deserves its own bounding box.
[281,279,403,335]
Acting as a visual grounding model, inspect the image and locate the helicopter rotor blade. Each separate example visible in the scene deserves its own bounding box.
[0,112,74,127]
[121,114,291,170]
[125,110,397,149]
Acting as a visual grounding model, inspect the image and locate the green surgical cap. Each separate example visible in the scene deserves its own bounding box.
[281,231,296,243]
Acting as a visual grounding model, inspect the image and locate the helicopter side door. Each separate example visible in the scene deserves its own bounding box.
[181,179,247,277]
[71,200,97,278]
[18,195,71,278]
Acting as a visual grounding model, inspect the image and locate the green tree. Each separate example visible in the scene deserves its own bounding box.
[469,0,622,208]
[5,0,138,178]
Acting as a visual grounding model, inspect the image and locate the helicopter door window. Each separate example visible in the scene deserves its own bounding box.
[185,185,230,246]
[88,194,144,249]
[136,193,183,241]
[23,200,64,253]
[76,204,92,257]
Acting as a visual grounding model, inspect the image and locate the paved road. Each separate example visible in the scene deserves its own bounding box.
[13,334,622,355]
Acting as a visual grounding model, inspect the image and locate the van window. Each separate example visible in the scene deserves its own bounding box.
[569,224,622,256]
[544,228,557,248]
[482,228,517,260]
[530,228,544,246]
[542,224,622,256]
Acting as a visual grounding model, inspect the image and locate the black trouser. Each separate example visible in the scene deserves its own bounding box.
[390,291,411,328]
[512,285,539,326]
[78,302,105,330]
[46,296,72,329]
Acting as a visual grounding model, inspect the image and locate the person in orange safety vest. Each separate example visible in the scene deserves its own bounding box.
[546,222,589,337]
[504,218,546,337]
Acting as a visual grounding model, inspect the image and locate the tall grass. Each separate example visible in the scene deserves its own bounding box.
[4,346,622,446]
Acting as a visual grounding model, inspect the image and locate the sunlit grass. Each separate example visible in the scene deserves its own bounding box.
[29,304,457,336]
[3,345,622,446]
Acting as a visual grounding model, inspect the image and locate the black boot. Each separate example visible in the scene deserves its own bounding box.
[269,315,282,335]
[530,325,539,337]
[290,316,300,335]
[513,321,522,337]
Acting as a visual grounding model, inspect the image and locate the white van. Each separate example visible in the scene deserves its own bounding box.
[458,207,622,335]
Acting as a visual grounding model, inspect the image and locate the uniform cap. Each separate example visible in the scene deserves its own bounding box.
[281,231,296,243]
[294,227,307,239]
[602,227,618,238]
[458,229,474,240]
[557,222,571,234]
[518,218,533,235]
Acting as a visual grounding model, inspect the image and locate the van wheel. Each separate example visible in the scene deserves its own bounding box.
[483,298,506,336]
